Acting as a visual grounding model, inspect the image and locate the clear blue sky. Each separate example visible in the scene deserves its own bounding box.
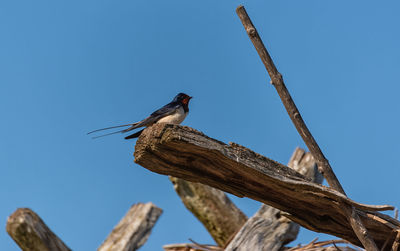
[1,1,399,250]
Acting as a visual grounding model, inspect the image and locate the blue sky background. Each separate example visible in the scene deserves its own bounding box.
[1,1,399,250]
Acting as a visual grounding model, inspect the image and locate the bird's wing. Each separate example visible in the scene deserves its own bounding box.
[127,102,181,129]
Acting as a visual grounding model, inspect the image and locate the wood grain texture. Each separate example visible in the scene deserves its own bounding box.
[6,208,71,251]
[225,205,300,251]
[133,123,398,249]
[169,177,247,246]
[98,202,162,251]
[225,148,321,251]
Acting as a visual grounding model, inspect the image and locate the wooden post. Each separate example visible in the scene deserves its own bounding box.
[6,208,71,251]
[98,202,162,251]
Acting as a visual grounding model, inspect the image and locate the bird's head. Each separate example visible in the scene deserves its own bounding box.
[173,93,192,105]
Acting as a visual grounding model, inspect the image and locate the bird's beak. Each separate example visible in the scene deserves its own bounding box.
[189,96,193,99]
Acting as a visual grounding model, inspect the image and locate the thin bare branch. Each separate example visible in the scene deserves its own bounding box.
[235,5,380,250]
[235,4,343,195]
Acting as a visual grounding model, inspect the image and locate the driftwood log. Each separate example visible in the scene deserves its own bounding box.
[6,208,71,251]
[225,147,322,251]
[169,177,247,246]
[98,202,162,251]
[133,123,398,249]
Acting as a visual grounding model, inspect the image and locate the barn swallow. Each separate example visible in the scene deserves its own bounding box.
[88,93,192,139]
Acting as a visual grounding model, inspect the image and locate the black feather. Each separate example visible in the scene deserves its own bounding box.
[124,129,145,139]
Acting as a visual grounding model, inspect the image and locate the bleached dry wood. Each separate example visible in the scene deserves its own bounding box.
[133,123,398,249]
[225,205,300,251]
[6,208,71,251]
[225,148,322,251]
[98,202,162,251]
[169,177,247,246]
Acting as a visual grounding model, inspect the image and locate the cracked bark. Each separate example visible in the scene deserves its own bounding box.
[133,123,398,250]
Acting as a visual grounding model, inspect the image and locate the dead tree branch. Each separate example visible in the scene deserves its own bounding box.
[133,123,397,249]
[169,177,247,246]
[6,208,71,251]
[235,5,382,250]
[235,5,344,195]
[98,202,162,251]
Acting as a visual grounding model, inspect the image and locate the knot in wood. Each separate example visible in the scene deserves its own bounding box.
[246,27,256,37]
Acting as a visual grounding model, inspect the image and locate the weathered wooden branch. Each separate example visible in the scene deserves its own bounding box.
[133,123,398,249]
[225,148,322,251]
[6,208,71,251]
[98,202,162,251]
[236,5,344,196]
[168,148,317,249]
[169,177,247,247]
[235,6,381,250]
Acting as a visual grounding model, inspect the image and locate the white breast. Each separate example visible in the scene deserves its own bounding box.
[157,106,187,124]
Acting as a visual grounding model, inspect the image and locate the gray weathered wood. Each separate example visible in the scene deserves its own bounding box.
[169,177,247,247]
[225,205,300,251]
[133,123,398,249]
[98,202,162,251]
[287,148,323,184]
[6,208,71,251]
[225,147,322,251]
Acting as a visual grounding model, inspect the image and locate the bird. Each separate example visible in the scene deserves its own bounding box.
[88,92,192,139]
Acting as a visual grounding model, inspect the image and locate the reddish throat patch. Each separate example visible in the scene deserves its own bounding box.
[182,98,189,105]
